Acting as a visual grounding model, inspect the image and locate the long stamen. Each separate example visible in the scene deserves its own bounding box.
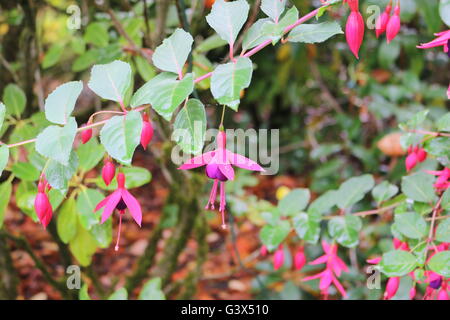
[205,179,219,210]
[220,181,226,229]
[115,212,124,251]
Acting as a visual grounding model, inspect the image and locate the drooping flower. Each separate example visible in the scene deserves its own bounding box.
[386,3,401,43]
[345,0,365,59]
[383,276,400,300]
[405,146,427,172]
[426,167,450,191]
[102,159,116,186]
[140,112,154,150]
[302,241,349,298]
[375,1,392,38]
[273,246,285,270]
[81,124,93,144]
[178,129,264,229]
[417,30,450,55]
[34,180,52,229]
[294,247,306,271]
[95,172,142,251]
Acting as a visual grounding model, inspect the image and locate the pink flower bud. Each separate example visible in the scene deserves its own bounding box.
[102,160,116,186]
[345,0,359,12]
[140,113,154,150]
[345,10,365,59]
[34,185,52,229]
[417,148,427,162]
[384,277,400,300]
[375,4,392,38]
[294,248,306,271]
[81,125,93,144]
[273,247,284,270]
[260,245,268,257]
[386,5,401,43]
[438,288,449,300]
[367,257,382,264]
[409,286,416,300]
[405,152,418,172]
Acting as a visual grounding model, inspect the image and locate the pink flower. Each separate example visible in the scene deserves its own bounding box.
[447,84,450,99]
[386,4,401,43]
[101,159,116,186]
[260,245,268,257]
[95,172,142,251]
[383,276,400,299]
[34,180,52,229]
[302,241,349,298]
[426,167,450,191]
[178,129,264,228]
[405,151,418,172]
[345,1,364,59]
[294,247,306,271]
[375,2,392,38]
[409,286,416,300]
[438,288,449,300]
[273,246,285,270]
[417,30,450,55]
[405,146,427,172]
[81,124,93,144]
[140,112,154,150]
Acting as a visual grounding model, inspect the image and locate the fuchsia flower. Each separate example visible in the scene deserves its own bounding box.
[102,159,116,186]
[426,167,450,191]
[260,245,268,257]
[447,84,450,100]
[34,180,52,229]
[302,241,349,299]
[81,124,93,144]
[140,112,154,150]
[405,146,427,172]
[95,172,142,251]
[345,0,365,59]
[386,3,401,43]
[178,129,264,229]
[273,246,285,270]
[417,29,450,56]
[375,1,392,38]
[384,276,400,299]
[294,247,306,271]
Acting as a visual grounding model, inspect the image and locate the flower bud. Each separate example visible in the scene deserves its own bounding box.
[346,10,365,59]
[81,124,93,144]
[405,152,418,172]
[375,3,392,38]
[384,277,400,300]
[386,5,401,43]
[294,248,306,271]
[260,245,268,257]
[273,247,284,271]
[140,113,154,150]
[417,148,427,162]
[437,288,449,300]
[102,160,116,186]
[409,286,416,300]
[34,187,52,229]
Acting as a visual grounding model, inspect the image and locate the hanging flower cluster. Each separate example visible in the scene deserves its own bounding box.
[405,145,427,172]
[426,167,450,192]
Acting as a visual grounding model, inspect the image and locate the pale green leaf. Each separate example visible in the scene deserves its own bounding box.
[3,84,26,118]
[44,81,83,125]
[288,21,343,44]
[57,198,78,244]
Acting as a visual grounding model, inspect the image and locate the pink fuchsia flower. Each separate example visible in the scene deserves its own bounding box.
[273,246,285,270]
[375,1,392,38]
[102,159,116,186]
[302,241,349,298]
[447,84,450,99]
[81,124,93,144]
[140,112,154,150]
[425,167,450,191]
[437,287,449,300]
[383,276,400,300]
[405,146,427,172]
[178,129,264,229]
[260,245,268,257]
[294,247,306,271]
[417,30,450,56]
[95,172,142,251]
[34,180,52,229]
[409,286,416,300]
[386,4,401,43]
[345,0,365,59]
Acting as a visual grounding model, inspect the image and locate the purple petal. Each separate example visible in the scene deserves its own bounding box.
[218,164,235,181]
[122,189,142,227]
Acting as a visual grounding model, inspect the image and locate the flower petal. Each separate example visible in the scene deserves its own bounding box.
[122,189,142,227]
[218,164,235,181]
[100,191,121,224]
[225,150,264,172]
[178,151,216,170]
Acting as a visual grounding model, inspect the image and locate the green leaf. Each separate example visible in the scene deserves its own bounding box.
[195,34,228,53]
[440,0,450,27]
[152,28,193,76]
[108,288,128,300]
[139,278,166,300]
[378,40,401,68]
[211,57,253,110]
[436,112,450,132]
[261,0,286,22]
[394,212,427,239]
[76,138,104,171]
[57,198,78,244]
[76,188,104,230]
[0,181,12,228]
[44,151,78,192]
[95,166,152,190]
[42,43,64,69]
[372,181,399,204]
[35,117,78,165]
[134,55,156,82]
[88,60,132,103]
[293,211,321,244]
[435,218,450,242]
[379,250,418,277]
[0,145,9,177]
[242,18,271,52]
[100,110,142,165]
[206,0,249,46]
[316,0,342,18]
[130,72,194,121]
[11,162,40,181]
[0,102,5,132]
[288,21,343,44]
[90,219,112,248]
[172,99,206,155]
[428,251,450,277]
[308,190,337,214]
[335,174,375,210]
[401,172,437,203]
[259,220,291,251]
[84,22,109,47]
[260,6,298,44]
[278,188,310,216]
[328,215,362,248]
[72,49,98,72]
[79,284,91,300]
[3,84,26,118]
[44,81,83,125]
[69,222,98,267]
